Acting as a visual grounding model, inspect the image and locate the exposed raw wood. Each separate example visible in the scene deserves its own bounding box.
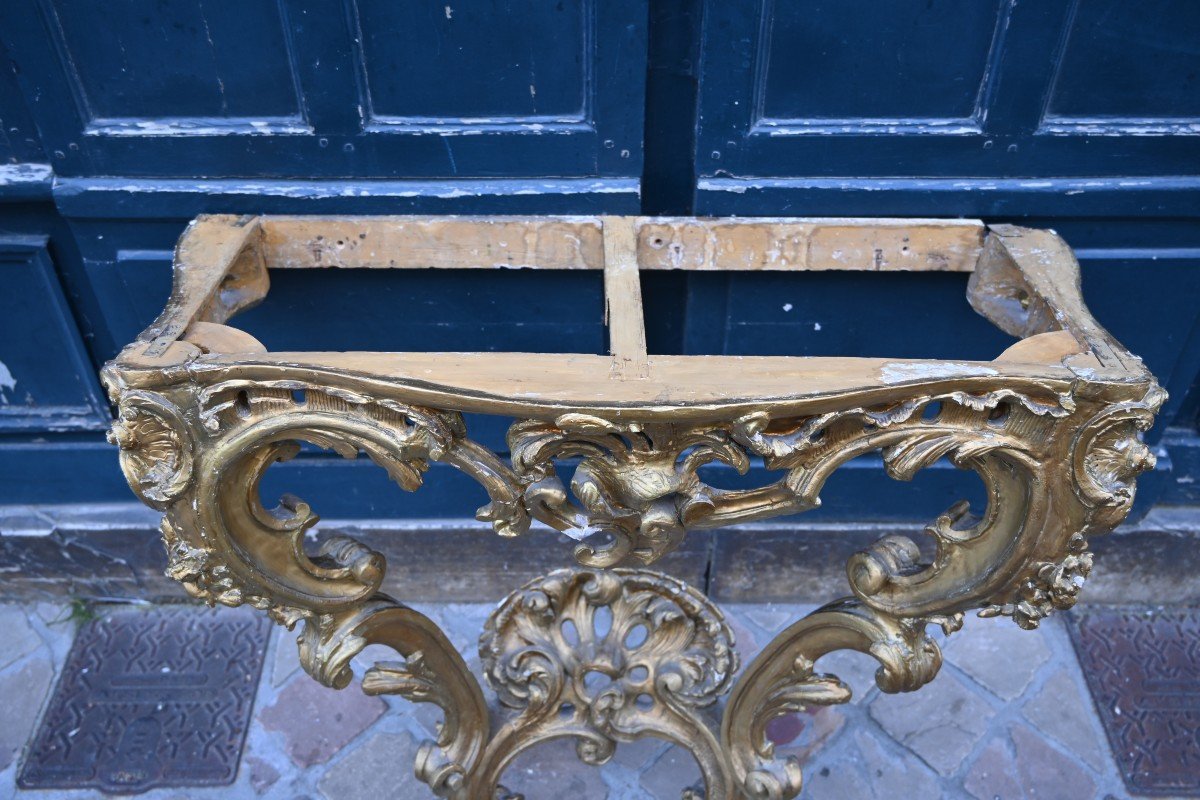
[183,351,1080,421]
[970,225,1142,374]
[182,321,267,355]
[250,215,984,273]
[994,330,1083,364]
[601,216,649,379]
[635,218,985,272]
[139,215,266,356]
[261,216,604,271]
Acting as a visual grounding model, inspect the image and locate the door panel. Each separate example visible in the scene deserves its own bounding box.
[695,0,1200,206]
[756,0,1000,123]
[357,0,588,121]
[48,0,301,122]
[0,0,646,185]
[0,41,44,164]
[1047,0,1200,122]
[0,237,108,432]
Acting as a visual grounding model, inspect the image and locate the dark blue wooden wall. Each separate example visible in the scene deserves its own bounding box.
[1,0,1198,521]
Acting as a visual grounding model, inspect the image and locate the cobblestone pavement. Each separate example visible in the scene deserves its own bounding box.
[0,599,1188,799]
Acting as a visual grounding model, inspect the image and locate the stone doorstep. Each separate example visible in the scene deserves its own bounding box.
[2,504,1200,606]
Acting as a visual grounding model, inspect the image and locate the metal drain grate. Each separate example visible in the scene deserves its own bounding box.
[18,605,268,794]
[1068,607,1200,796]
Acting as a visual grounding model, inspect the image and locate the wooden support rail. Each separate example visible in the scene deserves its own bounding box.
[602,217,649,380]
[253,216,986,273]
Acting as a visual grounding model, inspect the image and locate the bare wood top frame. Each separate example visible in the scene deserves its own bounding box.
[119,215,1144,412]
[102,215,1162,799]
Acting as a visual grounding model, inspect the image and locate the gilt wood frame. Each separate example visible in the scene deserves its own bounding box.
[101,215,1162,799]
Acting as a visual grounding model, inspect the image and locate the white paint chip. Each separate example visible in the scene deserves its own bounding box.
[0,361,15,404]
[444,5,453,18]
[782,303,793,312]
[880,362,998,383]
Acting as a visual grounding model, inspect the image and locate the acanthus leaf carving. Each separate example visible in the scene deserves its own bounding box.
[297,600,488,797]
[509,415,752,566]
[978,385,1163,629]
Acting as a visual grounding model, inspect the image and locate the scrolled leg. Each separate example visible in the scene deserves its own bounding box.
[298,599,488,796]
[107,382,516,798]
[722,601,956,800]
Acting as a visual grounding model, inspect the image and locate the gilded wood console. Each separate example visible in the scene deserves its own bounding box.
[101,215,1162,799]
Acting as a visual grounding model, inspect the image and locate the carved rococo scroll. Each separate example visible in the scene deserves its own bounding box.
[101,363,1162,799]
[100,215,1165,800]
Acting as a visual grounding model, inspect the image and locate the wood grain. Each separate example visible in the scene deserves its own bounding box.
[602,216,649,378]
[250,215,985,273]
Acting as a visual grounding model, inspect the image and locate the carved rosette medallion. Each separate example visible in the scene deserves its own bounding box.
[477,567,738,796]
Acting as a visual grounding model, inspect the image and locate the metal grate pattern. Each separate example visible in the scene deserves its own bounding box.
[1068,607,1200,796]
[18,605,268,794]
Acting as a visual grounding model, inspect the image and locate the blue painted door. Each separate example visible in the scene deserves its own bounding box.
[2,0,645,184]
[694,0,1199,204]
[0,0,1198,517]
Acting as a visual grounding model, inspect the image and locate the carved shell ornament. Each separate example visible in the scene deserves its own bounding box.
[1072,392,1164,510]
[509,414,753,567]
[107,391,195,508]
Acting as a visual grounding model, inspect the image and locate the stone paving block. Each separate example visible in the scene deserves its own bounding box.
[1020,668,1107,772]
[0,599,1132,799]
[0,656,53,771]
[1010,724,1096,799]
[964,724,1096,800]
[0,606,43,671]
[722,607,759,667]
[243,755,280,795]
[868,670,993,775]
[405,692,449,742]
[945,618,1051,700]
[258,675,387,767]
[741,604,808,636]
[418,602,495,655]
[500,738,609,799]
[28,605,74,669]
[611,737,669,771]
[317,732,424,800]
[803,730,941,800]
[271,629,301,688]
[32,602,67,626]
[800,759,876,800]
[638,744,703,799]
[963,736,1025,800]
